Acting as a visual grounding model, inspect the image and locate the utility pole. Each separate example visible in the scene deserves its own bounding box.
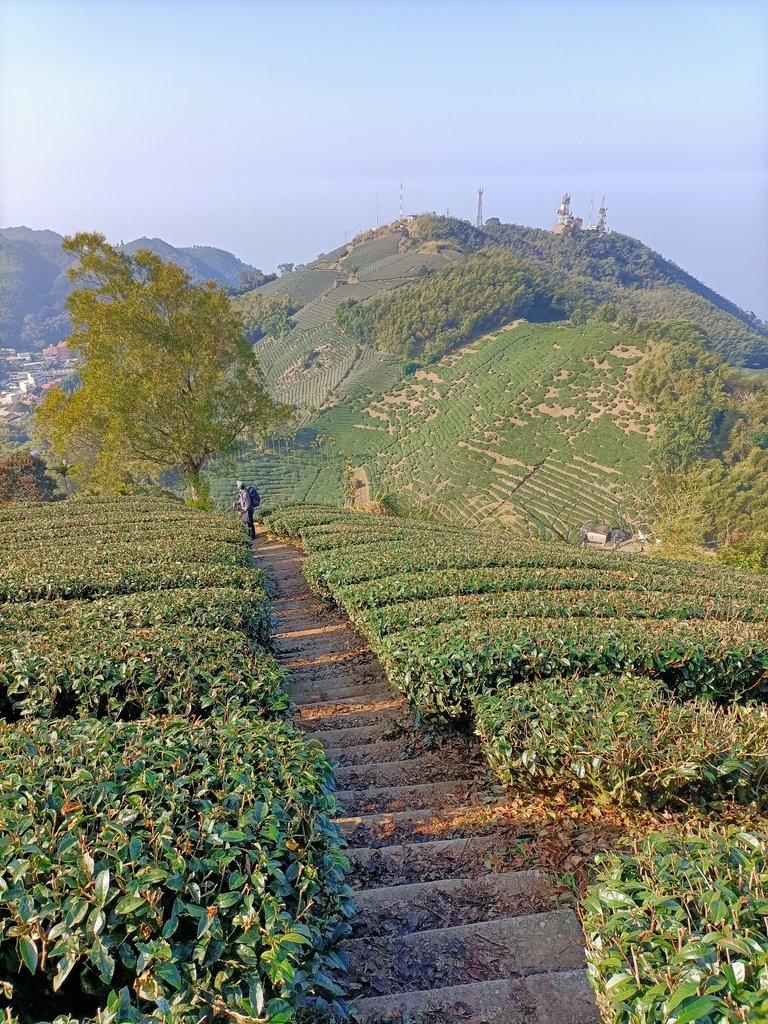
[476,187,484,228]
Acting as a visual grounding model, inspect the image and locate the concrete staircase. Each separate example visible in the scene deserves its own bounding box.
[257,530,600,1024]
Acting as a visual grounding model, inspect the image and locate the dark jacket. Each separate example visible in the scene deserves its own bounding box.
[237,488,253,514]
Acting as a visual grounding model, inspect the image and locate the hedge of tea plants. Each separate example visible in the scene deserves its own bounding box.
[583,828,768,1023]
[266,505,768,800]
[0,497,352,1024]
[266,504,768,1022]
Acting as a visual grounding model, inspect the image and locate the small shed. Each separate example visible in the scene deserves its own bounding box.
[582,522,613,545]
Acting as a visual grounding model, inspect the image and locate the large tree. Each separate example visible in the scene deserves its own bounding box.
[36,233,288,499]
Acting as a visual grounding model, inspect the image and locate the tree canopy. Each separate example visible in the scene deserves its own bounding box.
[630,326,730,471]
[411,215,768,368]
[334,250,564,362]
[236,290,296,341]
[35,233,288,498]
[627,323,768,555]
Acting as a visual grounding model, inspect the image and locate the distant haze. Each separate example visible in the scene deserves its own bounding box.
[1,0,766,319]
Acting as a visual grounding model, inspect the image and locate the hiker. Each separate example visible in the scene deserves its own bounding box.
[234,480,260,541]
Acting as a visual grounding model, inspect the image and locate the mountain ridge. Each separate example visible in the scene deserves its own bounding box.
[0,227,264,350]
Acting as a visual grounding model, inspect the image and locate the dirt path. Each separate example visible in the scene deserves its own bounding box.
[351,467,371,506]
[254,527,599,1024]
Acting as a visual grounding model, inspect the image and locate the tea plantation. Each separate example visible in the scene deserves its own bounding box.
[205,435,346,513]
[311,320,652,539]
[0,497,352,1024]
[236,228,460,420]
[265,504,768,1023]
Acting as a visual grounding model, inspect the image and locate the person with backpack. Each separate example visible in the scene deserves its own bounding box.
[234,480,260,541]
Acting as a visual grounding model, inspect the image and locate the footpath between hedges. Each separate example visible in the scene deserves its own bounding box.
[254,526,601,1024]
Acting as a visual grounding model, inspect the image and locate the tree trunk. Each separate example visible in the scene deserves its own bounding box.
[185,465,213,509]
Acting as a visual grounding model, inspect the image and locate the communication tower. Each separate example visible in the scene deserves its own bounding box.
[476,187,484,228]
[553,192,583,235]
[595,196,608,234]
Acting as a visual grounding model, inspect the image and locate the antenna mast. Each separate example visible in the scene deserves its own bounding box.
[553,192,583,234]
[399,183,404,222]
[476,186,484,228]
[596,196,608,234]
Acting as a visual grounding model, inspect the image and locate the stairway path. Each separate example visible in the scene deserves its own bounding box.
[254,527,599,1024]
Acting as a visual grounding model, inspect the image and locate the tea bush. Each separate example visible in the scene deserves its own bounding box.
[474,674,768,808]
[0,715,351,1023]
[583,828,768,1023]
[0,625,288,722]
[0,497,352,1022]
[381,617,768,717]
[0,588,271,645]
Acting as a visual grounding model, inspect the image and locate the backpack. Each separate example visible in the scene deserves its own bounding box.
[246,484,261,509]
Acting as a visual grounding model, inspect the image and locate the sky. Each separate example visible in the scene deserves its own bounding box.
[1,0,766,318]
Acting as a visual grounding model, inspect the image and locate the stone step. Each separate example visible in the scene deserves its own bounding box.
[290,668,389,693]
[272,616,341,633]
[348,970,599,1023]
[296,704,405,737]
[305,722,408,750]
[350,871,557,938]
[335,757,466,790]
[335,779,474,817]
[292,683,392,707]
[343,908,587,996]
[325,739,407,767]
[337,803,485,848]
[347,834,511,889]
[296,697,403,726]
[285,648,374,671]
[276,641,363,661]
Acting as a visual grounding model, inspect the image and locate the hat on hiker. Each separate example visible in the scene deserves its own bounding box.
[236,480,244,488]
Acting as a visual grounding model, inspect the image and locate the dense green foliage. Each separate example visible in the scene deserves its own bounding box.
[34,234,287,499]
[630,327,728,471]
[0,717,344,1023]
[629,327,768,554]
[719,532,768,574]
[0,496,351,1023]
[583,829,768,1022]
[235,291,296,341]
[334,250,563,361]
[474,674,767,807]
[412,215,768,368]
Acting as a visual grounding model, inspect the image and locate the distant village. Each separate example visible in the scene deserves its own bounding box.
[0,341,76,435]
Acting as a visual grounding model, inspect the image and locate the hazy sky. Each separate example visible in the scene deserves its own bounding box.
[1,0,766,318]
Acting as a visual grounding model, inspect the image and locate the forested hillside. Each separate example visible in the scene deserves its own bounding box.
[0,228,266,349]
[411,215,768,368]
